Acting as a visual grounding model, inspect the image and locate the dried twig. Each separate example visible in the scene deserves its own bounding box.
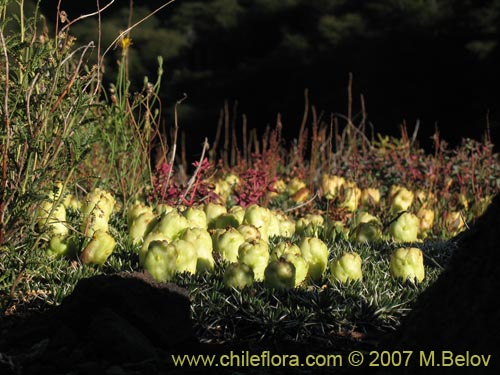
[284,191,319,213]
[58,0,116,36]
[411,120,420,148]
[211,108,223,160]
[182,138,210,203]
[334,113,373,151]
[0,29,10,245]
[165,93,187,190]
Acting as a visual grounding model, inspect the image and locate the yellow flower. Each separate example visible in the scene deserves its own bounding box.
[119,36,132,51]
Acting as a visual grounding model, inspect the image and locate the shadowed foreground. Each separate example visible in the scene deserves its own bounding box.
[383,193,500,374]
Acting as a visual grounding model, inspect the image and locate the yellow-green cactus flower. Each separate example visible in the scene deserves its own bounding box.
[127,201,152,228]
[282,252,309,286]
[417,207,435,233]
[276,212,295,237]
[388,212,420,242]
[213,227,246,263]
[237,224,262,242]
[223,263,254,289]
[389,247,425,283]
[352,211,380,227]
[339,184,361,212]
[37,199,68,236]
[238,239,270,281]
[389,186,414,214]
[271,242,301,261]
[80,230,116,266]
[143,240,177,282]
[351,222,382,243]
[330,252,363,283]
[172,239,198,275]
[299,237,329,282]
[47,234,77,258]
[129,211,158,244]
[81,188,115,236]
[361,188,381,207]
[204,202,227,228]
[183,206,208,229]
[321,174,345,200]
[242,204,271,241]
[139,231,170,265]
[155,209,189,241]
[287,177,306,196]
[264,259,296,290]
[181,227,214,272]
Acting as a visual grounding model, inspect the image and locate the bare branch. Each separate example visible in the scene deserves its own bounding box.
[165,93,187,190]
[181,138,210,204]
[59,0,116,35]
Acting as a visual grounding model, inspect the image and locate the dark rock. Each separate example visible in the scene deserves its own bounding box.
[85,307,159,363]
[384,194,500,374]
[52,272,194,350]
[0,272,197,374]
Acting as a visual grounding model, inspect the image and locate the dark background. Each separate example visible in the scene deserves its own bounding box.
[31,0,500,155]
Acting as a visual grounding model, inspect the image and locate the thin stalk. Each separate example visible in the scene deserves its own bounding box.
[0,29,10,245]
[165,93,187,191]
[19,0,24,84]
[182,138,209,204]
[223,101,230,168]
